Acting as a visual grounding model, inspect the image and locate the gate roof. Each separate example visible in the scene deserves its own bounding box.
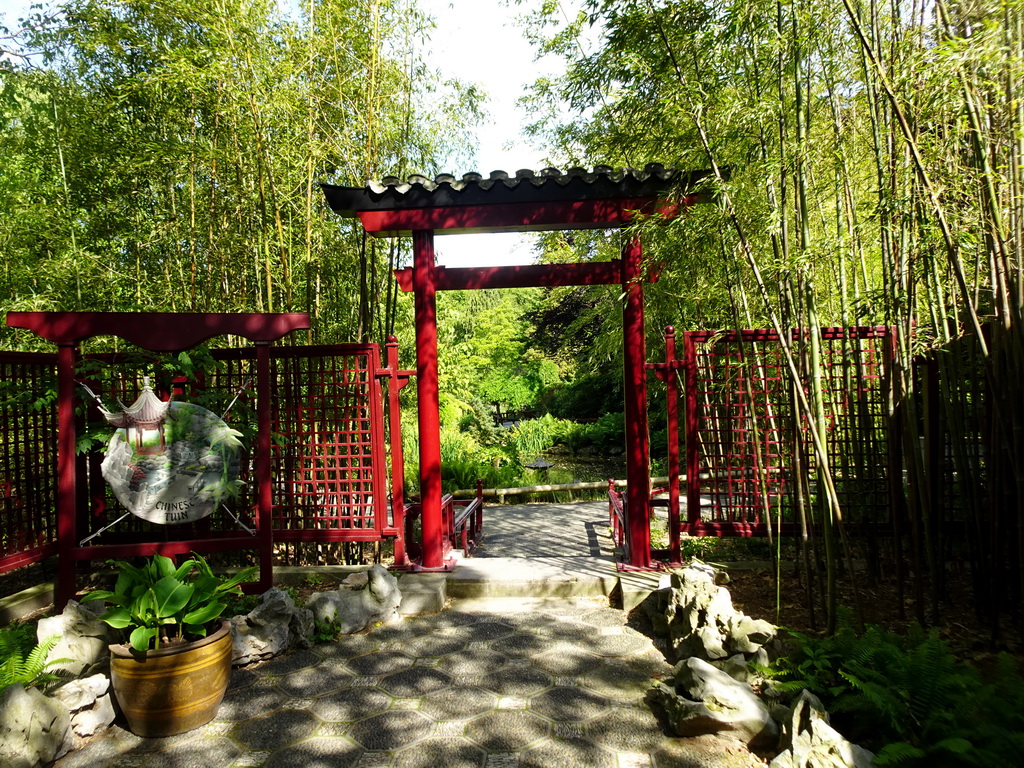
[321,164,715,236]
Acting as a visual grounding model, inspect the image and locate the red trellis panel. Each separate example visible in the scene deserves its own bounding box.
[651,326,893,556]
[266,345,393,543]
[0,351,59,572]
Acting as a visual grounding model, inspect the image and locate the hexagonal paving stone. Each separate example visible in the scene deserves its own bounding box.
[587,704,666,752]
[464,710,551,751]
[346,650,416,676]
[580,608,627,628]
[218,685,290,721]
[583,661,664,701]
[233,708,319,751]
[277,664,355,697]
[369,622,433,643]
[402,635,468,658]
[379,667,451,697]
[487,633,549,660]
[532,646,604,677]
[112,735,242,768]
[459,620,515,641]
[346,710,433,750]
[586,629,651,657]
[263,736,363,768]
[257,649,322,674]
[530,687,609,721]
[479,665,552,697]
[310,687,392,722]
[424,610,483,629]
[435,647,509,677]
[519,737,617,768]
[653,733,761,768]
[316,633,380,660]
[542,620,599,644]
[391,737,487,768]
[421,686,498,721]
[226,668,260,692]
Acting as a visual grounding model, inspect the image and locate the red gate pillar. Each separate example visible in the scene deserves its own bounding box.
[622,235,652,567]
[413,230,444,569]
[55,342,78,608]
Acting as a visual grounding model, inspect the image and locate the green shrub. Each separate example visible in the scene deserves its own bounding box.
[509,414,561,462]
[769,621,1024,766]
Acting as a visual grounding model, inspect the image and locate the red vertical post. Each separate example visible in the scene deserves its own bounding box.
[664,327,682,563]
[55,343,78,608]
[385,336,409,566]
[255,342,273,592]
[413,229,444,569]
[622,234,651,567]
[684,332,701,528]
[475,478,484,542]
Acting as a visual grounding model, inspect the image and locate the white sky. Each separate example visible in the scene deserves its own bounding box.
[412,0,572,267]
[0,0,584,268]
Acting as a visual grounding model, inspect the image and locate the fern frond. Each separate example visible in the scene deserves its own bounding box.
[875,741,926,766]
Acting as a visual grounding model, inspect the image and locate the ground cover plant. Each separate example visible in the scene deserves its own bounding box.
[0,623,67,694]
[767,619,1024,766]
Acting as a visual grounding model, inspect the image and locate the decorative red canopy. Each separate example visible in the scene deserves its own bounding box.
[320,164,715,236]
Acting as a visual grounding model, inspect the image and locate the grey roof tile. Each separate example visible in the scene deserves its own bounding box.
[321,164,714,216]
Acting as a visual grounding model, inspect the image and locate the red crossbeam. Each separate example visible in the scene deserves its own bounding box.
[6,312,310,352]
[357,198,691,236]
[394,261,632,292]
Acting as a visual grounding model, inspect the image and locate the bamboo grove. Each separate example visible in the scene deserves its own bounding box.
[0,0,480,345]
[523,0,1024,636]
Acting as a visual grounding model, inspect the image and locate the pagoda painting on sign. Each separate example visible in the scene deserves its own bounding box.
[99,378,245,525]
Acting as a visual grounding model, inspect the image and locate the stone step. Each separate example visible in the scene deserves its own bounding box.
[445,556,619,600]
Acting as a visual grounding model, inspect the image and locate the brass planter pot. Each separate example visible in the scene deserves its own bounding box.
[109,620,233,737]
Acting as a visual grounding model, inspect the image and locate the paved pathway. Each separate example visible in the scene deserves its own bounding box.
[472,501,615,559]
[56,597,764,768]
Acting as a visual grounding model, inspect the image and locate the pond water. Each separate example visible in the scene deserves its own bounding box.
[540,453,627,483]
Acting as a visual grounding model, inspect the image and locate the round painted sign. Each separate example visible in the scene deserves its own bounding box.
[100,401,244,525]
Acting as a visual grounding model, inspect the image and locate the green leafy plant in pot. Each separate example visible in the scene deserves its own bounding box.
[83,553,257,737]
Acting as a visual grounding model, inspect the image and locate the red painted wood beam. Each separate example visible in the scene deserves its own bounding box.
[412,231,445,569]
[6,312,310,352]
[357,198,691,236]
[622,235,652,568]
[394,261,628,292]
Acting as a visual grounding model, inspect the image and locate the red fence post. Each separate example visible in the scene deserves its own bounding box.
[384,336,411,566]
[255,342,273,593]
[663,328,682,563]
[413,230,444,569]
[55,343,78,608]
[684,332,701,530]
[622,234,651,567]
[475,478,484,543]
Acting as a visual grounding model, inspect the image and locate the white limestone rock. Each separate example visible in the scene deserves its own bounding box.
[35,600,114,679]
[52,674,109,713]
[650,656,778,749]
[770,689,876,768]
[230,587,314,666]
[0,684,73,768]
[70,693,115,737]
[305,564,402,635]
